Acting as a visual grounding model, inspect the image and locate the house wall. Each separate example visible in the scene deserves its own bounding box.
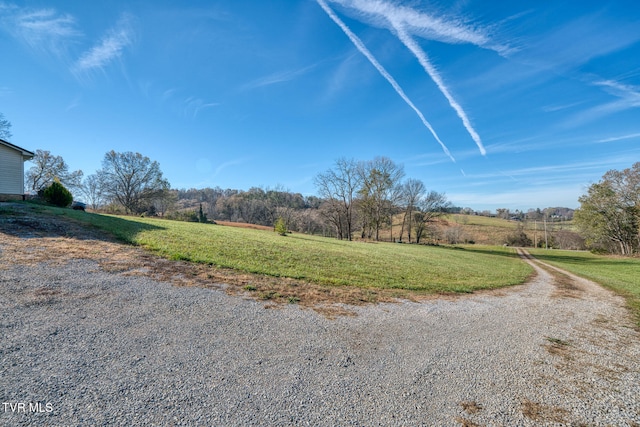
[0,142,25,196]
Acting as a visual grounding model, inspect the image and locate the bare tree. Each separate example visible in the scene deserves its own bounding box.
[153,188,177,217]
[552,230,585,250]
[399,178,425,243]
[318,199,345,239]
[97,151,169,214]
[0,113,12,140]
[444,225,468,244]
[496,208,511,220]
[314,158,362,240]
[81,174,105,209]
[413,191,451,244]
[291,208,324,235]
[267,185,304,230]
[358,157,404,241]
[25,149,83,194]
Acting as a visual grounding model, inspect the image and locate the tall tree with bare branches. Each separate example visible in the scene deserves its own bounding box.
[413,191,451,244]
[358,157,404,241]
[25,150,83,194]
[399,178,426,243]
[97,150,169,214]
[314,158,361,240]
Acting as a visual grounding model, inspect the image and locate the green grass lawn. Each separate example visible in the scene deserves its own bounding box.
[35,205,533,294]
[529,248,640,326]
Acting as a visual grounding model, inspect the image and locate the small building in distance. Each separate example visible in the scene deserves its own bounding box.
[0,138,34,201]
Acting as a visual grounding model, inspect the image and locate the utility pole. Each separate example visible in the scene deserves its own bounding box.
[534,220,537,248]
[544,217,548,249]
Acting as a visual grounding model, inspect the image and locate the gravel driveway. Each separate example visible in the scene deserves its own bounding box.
[1,206,639,426]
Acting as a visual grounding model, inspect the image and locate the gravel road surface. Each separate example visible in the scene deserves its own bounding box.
[1,205,639,426]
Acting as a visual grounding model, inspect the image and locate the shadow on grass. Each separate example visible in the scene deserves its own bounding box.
[439,245,523,259]
[0,201,165,244]
[68,211,166,244]
[530,251,639,267]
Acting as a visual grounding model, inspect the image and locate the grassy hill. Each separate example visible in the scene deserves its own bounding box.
[29,204,533,294]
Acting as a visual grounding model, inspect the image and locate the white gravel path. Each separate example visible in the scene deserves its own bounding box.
[1,224,639,425]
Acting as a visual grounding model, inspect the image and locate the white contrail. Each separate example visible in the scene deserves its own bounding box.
[326,0,490,155]
[316,0,455,162]
[394,23,486,155]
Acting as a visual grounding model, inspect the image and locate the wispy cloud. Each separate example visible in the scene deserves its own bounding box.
[452,11,640,108]
[316,0,455,161]
[161,88,178,102]
[138,82,219,119]
[448,184,583,210]
[597,132,640,143]
[73,13,135,75]
[319,51,388,103]
[521,14,640,74]
[182,97,219,118]
[193,158,251,189]
[2,5,137,80]
[404,151,452,167]
[213,159,247,177]
[462,154,639,183]
[595,79,640,110]
[444,153,640,209]
[541,101,583,113]
[564,79,640,127]
[241,64,318,91]
[0,4,80,57]
[65,95,82,112]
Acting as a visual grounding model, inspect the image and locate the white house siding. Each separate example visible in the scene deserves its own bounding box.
[0,143,25,195]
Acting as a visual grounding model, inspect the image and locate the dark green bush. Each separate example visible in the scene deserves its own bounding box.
[43,181,73,207]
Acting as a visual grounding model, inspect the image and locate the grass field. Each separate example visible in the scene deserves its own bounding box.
[529,248,640,326]
[444,214,577,246]
[29,205,534,294]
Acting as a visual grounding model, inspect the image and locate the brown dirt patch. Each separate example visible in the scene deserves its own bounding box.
[215,220,273,231]
[520,398,569,423]
[539,264,584,299]
[454,417,483,427]
[459,401,483,415]
[543,336,573,358]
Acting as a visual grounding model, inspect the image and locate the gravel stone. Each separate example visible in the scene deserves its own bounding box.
[1,232,639,425]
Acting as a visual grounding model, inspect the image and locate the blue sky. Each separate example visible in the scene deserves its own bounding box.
[1,0,639,211]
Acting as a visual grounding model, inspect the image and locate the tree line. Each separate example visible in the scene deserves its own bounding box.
[159,156,452,244]
[24,149,169,216]
[22,150,450,242]
[21,146,639,254]
[314,157,450,242]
